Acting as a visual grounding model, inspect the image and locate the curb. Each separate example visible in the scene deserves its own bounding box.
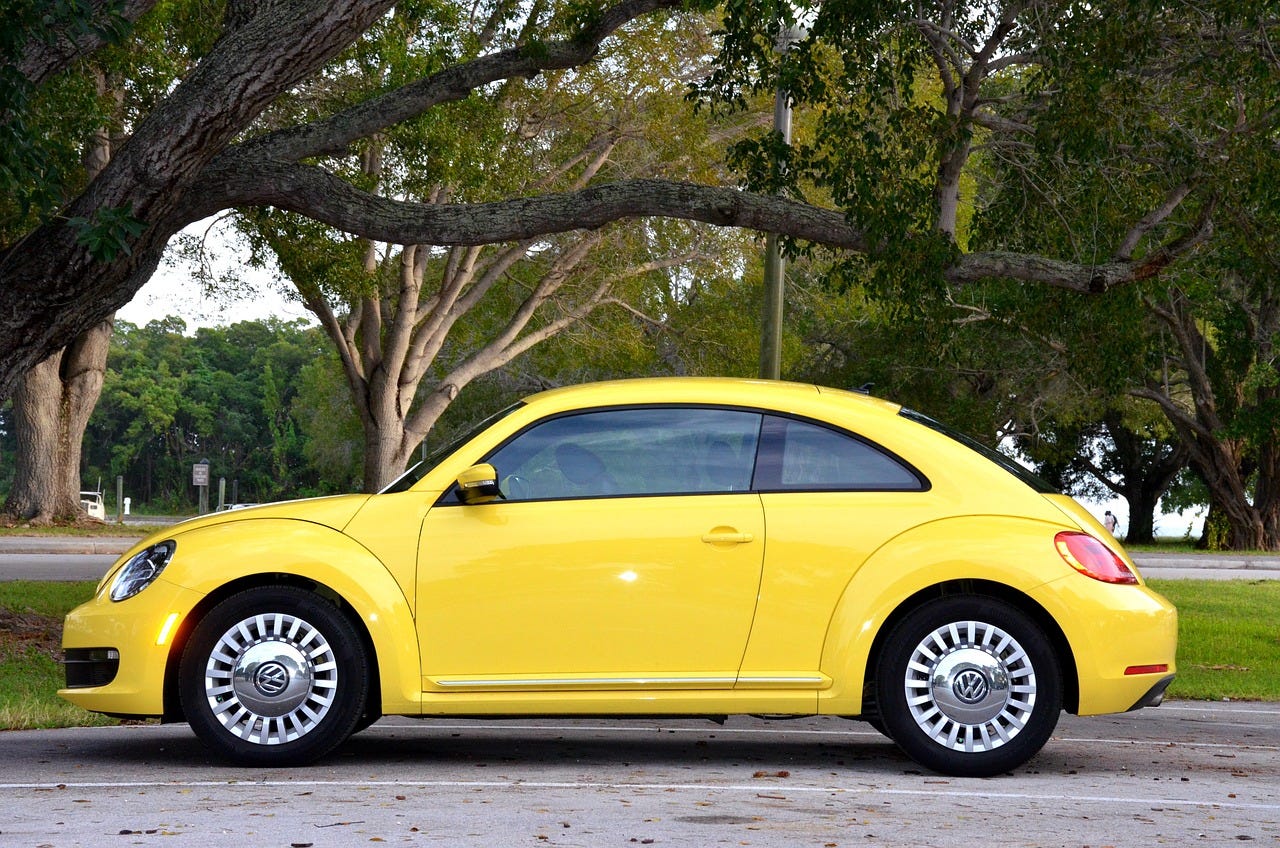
[0,536,140,555]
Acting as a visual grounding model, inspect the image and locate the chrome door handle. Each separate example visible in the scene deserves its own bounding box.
[701,531,755,544]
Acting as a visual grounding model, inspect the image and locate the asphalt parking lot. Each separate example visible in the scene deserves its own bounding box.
[1,701,1276,846]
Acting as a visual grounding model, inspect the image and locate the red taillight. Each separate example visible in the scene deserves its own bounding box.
[1125,664,1169,676]
[1054,531,1138,584]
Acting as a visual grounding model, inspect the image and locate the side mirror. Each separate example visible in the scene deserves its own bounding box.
[455,463,502,505]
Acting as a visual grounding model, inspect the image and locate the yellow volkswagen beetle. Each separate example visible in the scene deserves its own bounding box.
[60,378,1176,777]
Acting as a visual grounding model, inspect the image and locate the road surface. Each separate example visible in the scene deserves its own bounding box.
[0,703,1276,846]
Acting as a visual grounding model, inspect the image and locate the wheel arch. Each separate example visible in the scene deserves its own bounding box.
[161,571,385,723]
[154,519,420,723]
[856,579,1079,720]
[817,515,1086,718]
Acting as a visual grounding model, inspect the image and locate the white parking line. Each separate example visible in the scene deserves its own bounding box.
[3,778,1278,812]
[32,715,1280,751]
[1157,703,1280,716]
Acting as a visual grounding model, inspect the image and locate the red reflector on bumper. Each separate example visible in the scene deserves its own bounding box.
[1124,664,1170,676]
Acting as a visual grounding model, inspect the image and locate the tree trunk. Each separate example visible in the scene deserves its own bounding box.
[362,426,413,493]
[1198,498,1269,551]
[3,320,113,523]
[1105,413,1186,545]
[1123,491,1157,544]
[3,68,117,525]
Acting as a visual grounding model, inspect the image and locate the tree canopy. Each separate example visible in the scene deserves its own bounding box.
[5,0,1273,403]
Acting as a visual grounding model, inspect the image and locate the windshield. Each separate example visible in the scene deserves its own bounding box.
[897,408,1058,494]
[380,402,524,494]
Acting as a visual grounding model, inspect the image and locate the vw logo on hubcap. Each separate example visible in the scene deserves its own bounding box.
[951,668,990,704]
[253,661,290,697]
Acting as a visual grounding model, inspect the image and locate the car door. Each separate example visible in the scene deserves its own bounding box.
[416,406,765,690]
[738,414,939,679]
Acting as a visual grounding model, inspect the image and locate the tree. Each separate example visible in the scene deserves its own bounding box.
[3,0,1262,405]
[236,5,753,490]
[1133,268,1280,550]
[84,317,333,509]
[2,2,222,522]
[937,2,1280,549]
[3,63,118,523]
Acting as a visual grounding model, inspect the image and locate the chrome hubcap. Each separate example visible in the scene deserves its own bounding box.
[904,619,1036,753]
[204,613,338,745]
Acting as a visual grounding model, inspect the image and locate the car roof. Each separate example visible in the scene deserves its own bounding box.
[522,377,903,417]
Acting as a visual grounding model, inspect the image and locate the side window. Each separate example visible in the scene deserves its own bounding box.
[485,407,762,501]
[757,415,924,491]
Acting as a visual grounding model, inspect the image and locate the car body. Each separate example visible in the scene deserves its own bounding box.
[80,491,105,521]
[60,378,1176,776]
[214,503,259,512]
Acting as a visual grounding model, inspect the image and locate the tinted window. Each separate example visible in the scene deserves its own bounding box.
[756,416,923,491]
[485,407,762,501]
[897,408,1057,494]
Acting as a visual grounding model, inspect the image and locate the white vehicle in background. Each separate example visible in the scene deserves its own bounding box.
[80,492,105,521]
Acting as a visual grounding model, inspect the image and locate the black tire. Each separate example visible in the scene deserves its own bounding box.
[875,595,1062,777]
[179,586,369,766]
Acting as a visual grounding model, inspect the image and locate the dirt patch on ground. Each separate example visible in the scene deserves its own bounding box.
[0,608,62,661]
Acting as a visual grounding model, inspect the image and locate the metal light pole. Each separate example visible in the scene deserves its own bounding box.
[758,28,799,381]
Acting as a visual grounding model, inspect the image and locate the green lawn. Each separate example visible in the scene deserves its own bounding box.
[0,579,1276,731]
[0,581,118,730]
[0,524,160,538]
[1150,579,1280,701]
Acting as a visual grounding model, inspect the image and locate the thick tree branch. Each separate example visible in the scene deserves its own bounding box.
[1113,183,1193,261]
[14,0,157,89]
[192,161,873,250]
[195,154,1228,296]
[235,0,685,164]
[948,202,1213,291]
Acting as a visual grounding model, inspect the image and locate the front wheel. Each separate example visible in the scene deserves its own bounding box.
[875,596,1062,777]
[179,586,369,766]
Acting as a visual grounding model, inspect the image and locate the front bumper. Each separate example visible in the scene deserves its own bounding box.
[58,578,205,718]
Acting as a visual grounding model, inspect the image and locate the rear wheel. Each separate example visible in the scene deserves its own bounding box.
[179,586,369,766]
[875,595,1062,777]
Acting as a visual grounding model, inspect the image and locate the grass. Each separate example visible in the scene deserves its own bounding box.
[1127,539,1280,555]
[0,581,119,730]
[0,524,160,537]
[0,579,1276,732]
[1150,578,1280,701]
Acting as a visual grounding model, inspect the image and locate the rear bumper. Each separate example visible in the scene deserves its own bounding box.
[1032,576,1178,716]
[1128,674,1176,712]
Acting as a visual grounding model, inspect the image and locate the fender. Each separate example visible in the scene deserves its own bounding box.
[157,518,422,714]
[816,514,1069,715]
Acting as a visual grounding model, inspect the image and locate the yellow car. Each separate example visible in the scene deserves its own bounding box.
[61,378,1176,777]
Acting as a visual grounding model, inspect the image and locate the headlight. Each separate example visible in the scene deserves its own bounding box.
[109,541,177,602]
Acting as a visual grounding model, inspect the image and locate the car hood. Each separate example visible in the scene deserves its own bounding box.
[160,494,373,539]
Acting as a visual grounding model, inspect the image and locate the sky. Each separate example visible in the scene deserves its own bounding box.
[117,217,315,330]
[117,265,312,329]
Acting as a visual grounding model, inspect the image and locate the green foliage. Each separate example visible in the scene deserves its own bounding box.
[0,0,131,219]
[66,203,147,260]
[291,353,363,493]
[81,317,341,510]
